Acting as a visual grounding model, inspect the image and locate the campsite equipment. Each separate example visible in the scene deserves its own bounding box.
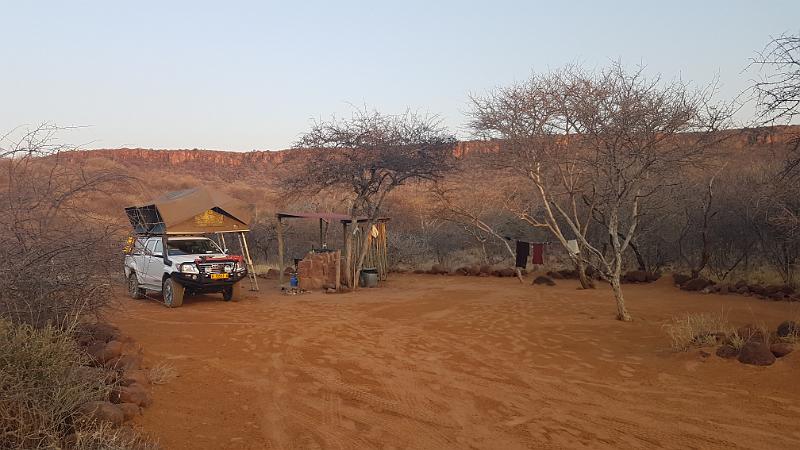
[275,212,390,290]
[290,273,298,287]
[360,267,378,288]
[125,186,259,291]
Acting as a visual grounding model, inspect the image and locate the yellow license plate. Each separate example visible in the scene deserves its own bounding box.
[210,273,229,280]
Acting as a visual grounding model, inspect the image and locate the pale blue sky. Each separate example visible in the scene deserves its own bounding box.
[1,1,798,151]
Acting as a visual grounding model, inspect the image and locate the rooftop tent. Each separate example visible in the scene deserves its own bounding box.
[125,187,252,235]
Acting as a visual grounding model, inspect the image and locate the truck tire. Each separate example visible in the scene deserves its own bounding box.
[128,272,145,299]
[223,283,241,302]
[162,277,184,308]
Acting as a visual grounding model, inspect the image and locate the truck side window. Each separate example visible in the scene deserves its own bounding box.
[145,240,157,255]
[153,239,163,256]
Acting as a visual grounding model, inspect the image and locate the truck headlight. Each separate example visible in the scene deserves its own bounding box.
[234,261,245,272]
[180,263,199,274]
[223,265,233,273]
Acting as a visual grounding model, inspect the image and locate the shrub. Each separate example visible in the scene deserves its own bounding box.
[0,320,151,449]
[664,312,730,351]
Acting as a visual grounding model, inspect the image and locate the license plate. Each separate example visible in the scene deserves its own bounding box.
[210,273,229,280]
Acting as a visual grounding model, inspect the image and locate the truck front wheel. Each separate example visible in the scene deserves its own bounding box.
[128,272,145,299]
[162,277,185,308]
[223,283,240,302]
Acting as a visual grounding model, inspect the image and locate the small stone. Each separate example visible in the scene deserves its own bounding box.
[737,341,776,366]
[770,342,794,358]
[533,276,555,286]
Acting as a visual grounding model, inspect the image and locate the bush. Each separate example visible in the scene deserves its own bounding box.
[0,320,152,449]
[664,312,730,351]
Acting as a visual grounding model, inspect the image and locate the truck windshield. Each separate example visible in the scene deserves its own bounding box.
[167,239,222,256]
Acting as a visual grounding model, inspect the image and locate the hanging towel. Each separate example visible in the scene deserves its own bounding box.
[515,241,530,268]
[566,239,580,255]
[531,243,544,265]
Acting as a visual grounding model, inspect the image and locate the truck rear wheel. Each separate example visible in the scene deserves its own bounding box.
[223,283,240,302]
[128,272,145,299]
[162,277,184,308]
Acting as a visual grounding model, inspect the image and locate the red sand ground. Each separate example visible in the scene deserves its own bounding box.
[112,275,800,449]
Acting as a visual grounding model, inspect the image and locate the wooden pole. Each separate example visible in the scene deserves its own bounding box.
[276,216,285,289]
[335,249,341,291]
[319,218,323,249]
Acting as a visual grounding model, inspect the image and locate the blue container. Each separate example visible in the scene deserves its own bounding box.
[290,273,298,287]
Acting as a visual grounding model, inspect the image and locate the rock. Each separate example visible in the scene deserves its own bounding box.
[546,270,564,280]
[478,272,489,277]
[645,272,661,282]
[769,292,786,300]
[737,341,776,366]
[112,383,152,407]
[498,268,516,277]
[716,345,739,359]
[734,280,748,289]
[120,369,150,387]
[673,273,692,286]
[681,278,712,291]
[467,266,481,276]
[718,284,731,294]
[429,264,448,275]
[533,275,555,286]
[86,340,123,364]
[77,323,122,343]
[777,320,798,337]
[455,266,470,275]
[106,354,143,371]
[117,403,141,422]
[624,270,648,283]
[698,350,711,358]
[479,265,491,275]
[770,342,794,358]
[79,401,124,426]
[748,284,766,295]
[325,288,337,294]
[736,286,749,294]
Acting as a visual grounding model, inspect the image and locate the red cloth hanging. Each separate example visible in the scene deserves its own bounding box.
[531,243,544,265]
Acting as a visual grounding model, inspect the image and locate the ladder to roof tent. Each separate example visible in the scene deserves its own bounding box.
[237,232,259,291]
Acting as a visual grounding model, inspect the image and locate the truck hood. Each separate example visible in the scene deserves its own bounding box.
[169,254,229,265]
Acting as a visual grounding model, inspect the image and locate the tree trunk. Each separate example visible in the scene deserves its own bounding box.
[610,276,632,321]
[576,258,595,289]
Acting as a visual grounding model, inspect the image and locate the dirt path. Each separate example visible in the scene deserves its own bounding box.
[112,275,800,449]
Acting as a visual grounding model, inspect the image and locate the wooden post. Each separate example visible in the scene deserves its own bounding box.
[335,249,341,291]
[319,218,324,249]
[276,216,285,289]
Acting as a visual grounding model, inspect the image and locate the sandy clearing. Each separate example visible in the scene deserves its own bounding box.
[112,274,800,449]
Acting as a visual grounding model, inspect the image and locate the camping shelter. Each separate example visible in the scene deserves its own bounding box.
[275,212,389,290]
[125,186,258,290]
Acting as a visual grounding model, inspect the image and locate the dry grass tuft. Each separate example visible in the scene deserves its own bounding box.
[664,311,731,351]
[149,362,178,385]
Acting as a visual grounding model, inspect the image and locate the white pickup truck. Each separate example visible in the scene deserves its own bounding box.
[124,235,247,307]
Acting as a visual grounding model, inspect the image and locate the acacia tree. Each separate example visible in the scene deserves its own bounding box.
[471,64,730,321]
[284,109,456,287]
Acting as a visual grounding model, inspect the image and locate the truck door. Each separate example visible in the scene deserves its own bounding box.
[144,238,165,289]
[139,239,158,288]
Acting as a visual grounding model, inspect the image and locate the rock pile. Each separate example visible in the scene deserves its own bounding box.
[673,273,799,302]
[74,323,160,427]
[710,320,796,366]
